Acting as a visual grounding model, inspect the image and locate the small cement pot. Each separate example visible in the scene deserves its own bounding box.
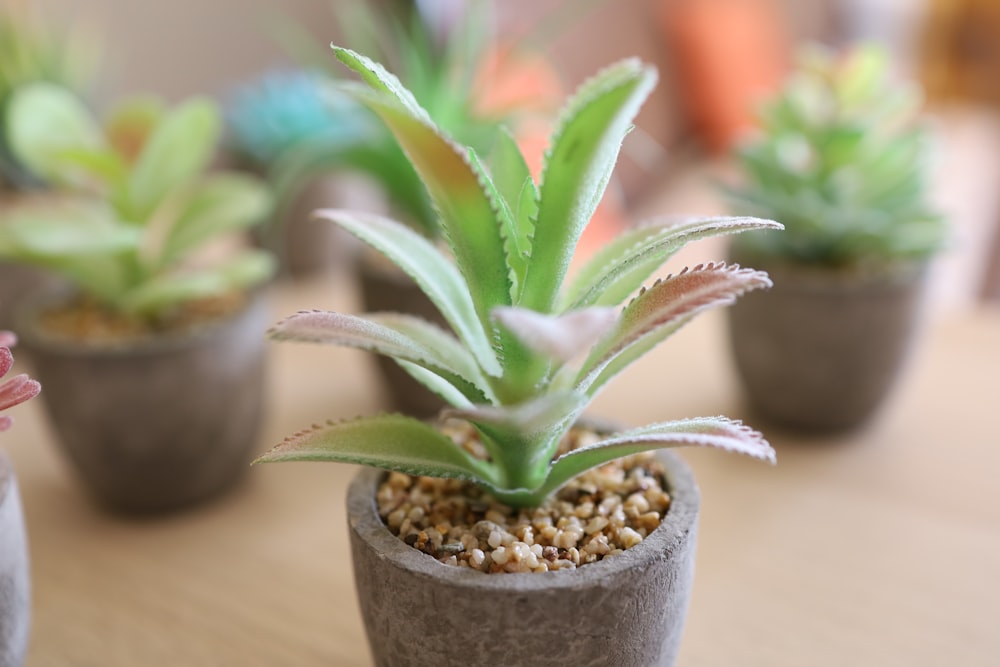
[356,252,446,417]
[0,452,30,667]
[348,450,700,667]
[727,249,927,432]
[17,293,269,515]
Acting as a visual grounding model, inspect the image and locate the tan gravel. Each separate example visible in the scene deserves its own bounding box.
[375,424,671,574]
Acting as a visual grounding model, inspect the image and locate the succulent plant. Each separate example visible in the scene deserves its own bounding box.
[724,44,947,267]
[0,7,98,189]
[256,48,779,507]
[0,332,40,432]
[0,84,274,320]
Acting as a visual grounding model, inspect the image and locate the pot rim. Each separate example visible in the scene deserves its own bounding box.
[347,447,700,592]
[13,286,268,358]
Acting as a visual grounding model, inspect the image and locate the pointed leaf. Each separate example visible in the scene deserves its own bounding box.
[534,417,775,500]
[577,264,773,395]
[269,310,491,405]
[561,216,783,310]
[488,128,536,290]
[492,305,617,364]
[333,45,433,124]
[313,209,501,377]
[254,414,497,484]
[333,47,512,322]
[520,59,657,311]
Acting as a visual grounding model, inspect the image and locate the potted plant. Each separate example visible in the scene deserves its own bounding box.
[255,47,780,666]
[0,6,99,327]
[0,331,41,667]
[722,44,948,432]
[0,83,276,514]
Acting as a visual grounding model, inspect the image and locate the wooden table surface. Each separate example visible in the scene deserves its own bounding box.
[5,271,999,667]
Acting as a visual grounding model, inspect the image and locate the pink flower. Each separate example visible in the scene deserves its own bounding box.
[0,332,41,432]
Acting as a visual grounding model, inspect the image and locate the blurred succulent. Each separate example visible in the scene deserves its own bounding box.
[255,48,779,508]
[262,0,561,238]
[0,7,98,189]
[0,84,274,320]
[225,69,378,168]
[0,332,40,432]
[724,44,947,267]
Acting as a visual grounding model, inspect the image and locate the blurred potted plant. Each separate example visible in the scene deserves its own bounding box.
[261,0,564,416]
[255,47,779,667]
[0,83,275,514]
[0,6,98,327]
[0,331,41,667]
[723,44,948,432]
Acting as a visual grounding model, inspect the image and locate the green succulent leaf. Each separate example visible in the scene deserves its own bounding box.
[5,82,105,186]
[157,173,273,267]
[534,417,775,500]
[122,249,274,314]
[254,414,498,485]
[313,209,500,377]
[127,97,220,222]
[333,46,512,325]
[269,310,492,404]
[520,58,657,311]
[487,127,537,290]
[576,264,773,396]
[561,216,783,310]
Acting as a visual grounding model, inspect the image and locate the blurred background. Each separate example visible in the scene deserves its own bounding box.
[4,0,1000,310]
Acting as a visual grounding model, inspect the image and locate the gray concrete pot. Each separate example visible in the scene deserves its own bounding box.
[16,292,269,515]
[0,452,30,667]
[727,248,927,432]
[356,252,447,418]
[347,449,700,667]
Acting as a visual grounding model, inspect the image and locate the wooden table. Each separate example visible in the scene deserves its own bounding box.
[5,272,999,666]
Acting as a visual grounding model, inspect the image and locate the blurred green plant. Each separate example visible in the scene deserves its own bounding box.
[232,0,561,239]
[0,7,99,190]
[0,84,274,320]
[724,44,947,267]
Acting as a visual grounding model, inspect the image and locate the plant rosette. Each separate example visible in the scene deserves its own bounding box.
[256,47,780,666]
[722,44,947,432]
[0,85,275,513]
[0,332,41,666]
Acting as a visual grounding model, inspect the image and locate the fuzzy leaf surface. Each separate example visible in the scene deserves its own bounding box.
[521,59,657,311]
[269,310,491,404]
[492,305,617,365]
[531,417,775,501]
[254,414,497,484]
[313,209,500,377]
[562,216,783,310]
[576,264,773,396]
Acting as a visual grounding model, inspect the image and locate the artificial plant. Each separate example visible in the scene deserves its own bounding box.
[0,83,274,321]
[256,48,779,508]
[724,43,947,267]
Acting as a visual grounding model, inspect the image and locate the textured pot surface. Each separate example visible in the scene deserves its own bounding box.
[348,450,700,667]
[727,251,927,432]
[0,453,30,667]
[18,293,269,515]
[357,253,447,417]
